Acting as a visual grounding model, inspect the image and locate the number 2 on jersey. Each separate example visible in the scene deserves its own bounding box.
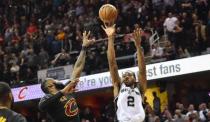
[127,96,135,107]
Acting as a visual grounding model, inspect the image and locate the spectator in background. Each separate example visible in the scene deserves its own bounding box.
[9,53,18,66]
[163,0,175,10]
[38,48,49,69]
[80,107,96,122]
[154,116,161,122]
[195,0,209,23]
[26,48,37,69]
[100,102,115,122]
[144,96,149,107]
[189,112,199,122]
[194,20,207,52]
[164,41,176,60]
[186,104,198,117]
[85,51,97,74]
[199,103,209,122]
[178,0,195,13]
[145,105,158,122]
[163,12,178,43]
[163,109,174,122]
[27,22,38,40]
[173,19,183,51]
[51,48,70,66]
[151,43,164,59]
[10,62,20,84]
[2,54,10,81]
[177,47,191,59]
[180,12,194,53]
[173,109,186,122]
[178,103,188,115]
[153,91,161,116]
[175,102,181,110]
[152,0,163,12]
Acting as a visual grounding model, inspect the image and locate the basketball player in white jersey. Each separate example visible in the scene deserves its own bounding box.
[102,24,147,122]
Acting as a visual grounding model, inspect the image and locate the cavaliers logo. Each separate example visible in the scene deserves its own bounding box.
[64,98,79,117]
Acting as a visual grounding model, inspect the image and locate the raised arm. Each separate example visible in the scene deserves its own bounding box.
[71,31,94,80]
[51,53,62,65]
[133,28,147,94]
[102,24,121,97]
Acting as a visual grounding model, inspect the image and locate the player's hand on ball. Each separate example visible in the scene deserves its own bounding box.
[82,31,95,47]
[60,78,79,95]
[133,27,142,46]
[102,23,116,37]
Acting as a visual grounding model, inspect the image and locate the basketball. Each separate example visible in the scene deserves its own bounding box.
[99,4,118,23]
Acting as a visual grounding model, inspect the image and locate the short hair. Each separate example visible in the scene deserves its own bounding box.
[0,82,11,102]
[41,78,55,94]
[123,70,136,80]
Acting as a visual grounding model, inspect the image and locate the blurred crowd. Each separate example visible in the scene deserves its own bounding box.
[143,102,210,122]
[29,102,210,122]
[0,0,210,87]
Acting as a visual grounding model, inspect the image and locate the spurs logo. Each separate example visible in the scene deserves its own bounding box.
[64,98,78,117]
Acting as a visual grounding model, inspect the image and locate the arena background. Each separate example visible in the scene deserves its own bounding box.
[0,0,210,121]
[11,54,210,121]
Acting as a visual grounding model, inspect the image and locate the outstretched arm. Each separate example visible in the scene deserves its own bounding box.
[133,28,147,94]
[102,24,121,97]
[51,53,62,65]
[71,31,94,80]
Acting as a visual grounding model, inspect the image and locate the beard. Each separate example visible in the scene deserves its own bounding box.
[124,80,134,87]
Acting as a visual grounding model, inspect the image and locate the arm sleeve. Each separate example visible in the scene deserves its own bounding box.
[38,91,63,111]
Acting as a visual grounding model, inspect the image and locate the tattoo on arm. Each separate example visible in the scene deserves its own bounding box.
[71,50,87,79]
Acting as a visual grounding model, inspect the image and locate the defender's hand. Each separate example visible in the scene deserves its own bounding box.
[133,28,142,47]
[102,24,116,38]
[82,31,95,47]
[60,79,79,95]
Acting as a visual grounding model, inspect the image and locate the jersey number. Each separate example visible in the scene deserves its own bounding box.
[127,96,135,107]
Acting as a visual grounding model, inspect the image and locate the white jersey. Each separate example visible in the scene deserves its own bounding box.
[115,83,145,122]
